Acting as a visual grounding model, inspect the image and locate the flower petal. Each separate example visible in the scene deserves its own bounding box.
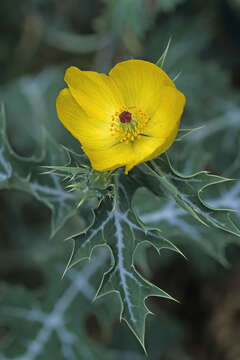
[64,66,124,121]
[125,136,163,173]
[125,86,185,173]
[146,86,185,138]
[56,88,116,149]
[109,59,175,115]
[57,61,186,174]
[83,143,135,172]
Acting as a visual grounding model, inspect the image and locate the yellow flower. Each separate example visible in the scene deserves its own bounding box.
[56,60,185,174]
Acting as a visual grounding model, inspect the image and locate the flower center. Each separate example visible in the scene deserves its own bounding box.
[119,111,132,123]
[110,106,150,144]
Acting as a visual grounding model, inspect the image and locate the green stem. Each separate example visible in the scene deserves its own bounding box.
[144,160,178,197]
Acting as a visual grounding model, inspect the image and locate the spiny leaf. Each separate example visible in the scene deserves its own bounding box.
[156,37,171,69]
[66,175,182,349]
[0,103,79,236]
[43,150,115,210]
[139,154,240,237]
[185,105,240,145]
[175,127,203,141]
[199,159,240,235]
[134,187,240,268]
[0,250,116,360]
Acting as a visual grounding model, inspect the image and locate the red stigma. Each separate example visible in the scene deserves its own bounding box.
[119,111,132,123]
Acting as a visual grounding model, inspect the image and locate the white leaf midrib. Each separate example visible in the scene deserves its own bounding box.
[0,251,107,360]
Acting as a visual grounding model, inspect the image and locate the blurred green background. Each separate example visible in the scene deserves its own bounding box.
[1,1,240,359]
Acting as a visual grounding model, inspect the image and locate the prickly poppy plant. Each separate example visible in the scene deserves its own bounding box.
[56,60,185,173]
[46,57,240,349]
[1,37,240,359]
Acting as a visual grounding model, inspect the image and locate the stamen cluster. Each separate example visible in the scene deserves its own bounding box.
[110,106,150,144]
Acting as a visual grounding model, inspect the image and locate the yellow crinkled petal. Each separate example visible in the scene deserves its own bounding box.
[124,136,164,173]
[142,123,179,163]
[109,59,175,116]
[56,88,116,150]
[57,61,186,174]
[146,86,185,138]
[125,86,185,173]
[83,143,135,172]
[64,66,124,121]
